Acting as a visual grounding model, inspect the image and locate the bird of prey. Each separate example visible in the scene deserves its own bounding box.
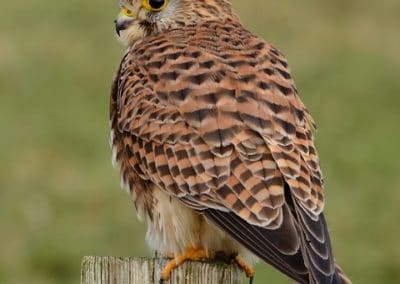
[110,0,351,283]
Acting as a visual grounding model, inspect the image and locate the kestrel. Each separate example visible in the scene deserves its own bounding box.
[110,0,351,283]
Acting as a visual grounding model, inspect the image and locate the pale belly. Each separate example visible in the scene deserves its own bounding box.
[139,186,255,262]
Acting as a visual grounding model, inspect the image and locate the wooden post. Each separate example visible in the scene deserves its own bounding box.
[81,256,243,284]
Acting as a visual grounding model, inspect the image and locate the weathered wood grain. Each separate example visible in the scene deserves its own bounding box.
[81,256,243,284]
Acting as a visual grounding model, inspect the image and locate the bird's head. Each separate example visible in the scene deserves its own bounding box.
[115,0,237,47]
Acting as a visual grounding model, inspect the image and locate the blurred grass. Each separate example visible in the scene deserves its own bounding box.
[0,0,399,283]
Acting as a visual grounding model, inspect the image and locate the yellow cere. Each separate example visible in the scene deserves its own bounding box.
[122,8,133,17]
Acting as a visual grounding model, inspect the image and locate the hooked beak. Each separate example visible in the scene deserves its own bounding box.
[115,18,132,36]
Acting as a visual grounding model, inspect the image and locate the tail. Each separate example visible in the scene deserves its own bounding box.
[332,262,352,284]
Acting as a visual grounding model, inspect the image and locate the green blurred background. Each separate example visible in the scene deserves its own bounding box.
[1,0,399,283]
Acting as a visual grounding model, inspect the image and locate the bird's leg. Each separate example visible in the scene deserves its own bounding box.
[213,252,254,284]
[160,247,213,282]
[234,255,254,284]
[160,251,174,259]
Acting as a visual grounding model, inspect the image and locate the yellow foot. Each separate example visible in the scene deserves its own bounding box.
[235,255,254,284]
[161,252,174,259]
[160,247,213,282]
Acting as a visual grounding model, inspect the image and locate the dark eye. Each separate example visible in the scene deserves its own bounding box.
[149,0,165,10]
[143,0,169,12]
